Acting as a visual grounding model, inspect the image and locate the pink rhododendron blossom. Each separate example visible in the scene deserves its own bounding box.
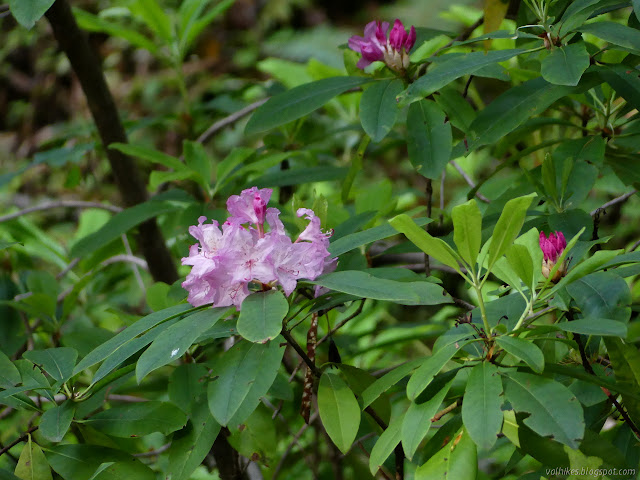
[182,188,334,308]
[348,19,416,71]
[539,231,567,282]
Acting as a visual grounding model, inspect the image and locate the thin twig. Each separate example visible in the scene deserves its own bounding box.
[133,442,171,457]
[0,426,38,457]
[317,299,366,347]
[100,254,149,269]
[0,200,122,223]
[451,161,490,203]
[196,98,269,145]
[431,399,462,422]
[121,234,146,293]
[590,190,637,216]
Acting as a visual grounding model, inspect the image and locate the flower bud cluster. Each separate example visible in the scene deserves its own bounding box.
[539,231,567,282]
[348,19,416,71]
[182,187,335,308]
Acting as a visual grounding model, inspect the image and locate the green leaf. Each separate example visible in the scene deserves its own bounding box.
[129,0,172,43]
[329,218,431,257]
[318,372,361,454]
[390,214,463,274]
[407,100,452,179]
[496,336,545,373]
[593,64,640,111]
[109,143,185,171]
[503,372,585,449]
[433,88,477,133]
[245,76,373,134]
[541,43,590,86]
[505,244,535,289]
[311,270,452,305]
[74,304,192,374]
[39,400,75,443]
[167,401,221,480]
[402,379,453,460]
[462,362,503,451]
[207,339,285,426]
[487,193,536,271]
[46,445,154,480]
[70,199,183,258]
[83,401,187,437]
[369,415,403,475]
[0,468,21,480]
[567,271,631,322]
[237,291,288,343]
[556,318,627,337]
[23,348,77,384]
[603,337,640,425]
[8,0,54,29]
[559,0,604,35]
[398,49,525,105]
[360,79,403,142]
[169,363,208,415]
[362,358,423,409]
[415,428,477,480]
[0,350,20,388]
[580,22,640,55]
[177,0,234,57]
[15,440,52,480]
[183,140,212,194]
[452,199,482,268]
[73,9,159,54]
[470,77,590,148]
[407,343,461,401]
[136,307,228,383]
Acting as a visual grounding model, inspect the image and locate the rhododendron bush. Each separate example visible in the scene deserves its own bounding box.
[2,1,640,479]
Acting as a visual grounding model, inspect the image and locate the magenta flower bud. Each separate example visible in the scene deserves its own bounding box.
[348,19,415,71]
[539,231,567,281]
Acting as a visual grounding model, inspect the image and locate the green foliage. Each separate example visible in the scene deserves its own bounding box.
[3,0,640,478]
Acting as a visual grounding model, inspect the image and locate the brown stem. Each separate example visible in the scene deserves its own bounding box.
[0,426,38,457]
[45,0,177,284]
[431,399,462,423]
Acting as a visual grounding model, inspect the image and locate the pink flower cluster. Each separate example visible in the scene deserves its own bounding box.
[539,231,567,281]
[348,19,416,71]
[182,187,335,308]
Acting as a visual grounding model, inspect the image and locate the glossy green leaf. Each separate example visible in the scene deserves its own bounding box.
[496,336,545,373]
[462,362,503,450]
[415,428,477,480]
[0,469,21,480]
[0,350,20,388]
[398,49,525,105]
[8,0,54,29]
[369,414,403,475]
[541,43,590,86]
[603,337,640,425]
[169,363,208,415]
[556,318,627,337]
[15,440,52,480]
[406,100,452,179]
[311,270,452,305]
[23,348,77,384]
[360,79,403,142]
[487,193,536,271]
[402,379,453,460]
[183,140,212,193]
[208,339,285,426]
[74,304,192,374]
[470,77,589,148]
[452,199,482,268]
[558,0,604,35]
[329,217,431,257]
[245,76,372,134]
[136,307,227,383]
[567,271,631,322]
[129,0,172,42]
[39,400,75,443]
[84,401,187,437]
[580,22,640,55]
[593,64,640,111]
[362,358,423,409]
[237,290,288,343]
[407,343,460,401]
[318,372,361,454]
[390,214,463,274]
[46,445,154,480]
[433,87,477,133]
[70,199,183,258]
[503,372,584,448]
[167,401,221,480]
